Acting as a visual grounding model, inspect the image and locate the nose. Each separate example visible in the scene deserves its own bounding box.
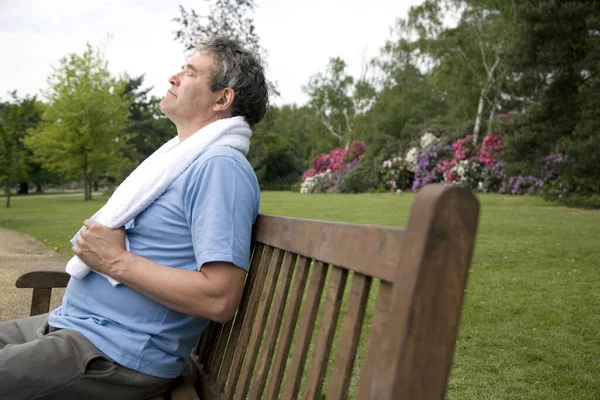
[168,72,181,87]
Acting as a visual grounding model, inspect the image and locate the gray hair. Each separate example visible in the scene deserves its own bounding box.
[197,36,269,127]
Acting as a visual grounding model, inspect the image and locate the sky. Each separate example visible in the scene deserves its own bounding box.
[0,0,423,106]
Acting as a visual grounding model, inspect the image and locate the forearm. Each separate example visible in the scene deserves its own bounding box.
[108,252,235,322]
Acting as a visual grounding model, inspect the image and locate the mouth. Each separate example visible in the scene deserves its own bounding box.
[167,90,177,98]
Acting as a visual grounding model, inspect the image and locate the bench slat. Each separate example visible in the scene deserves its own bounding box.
[281,261,328,400]
[208,242,266,382]
[328,273,372,399]
[303,266,348,400]
[214,243,265,391]
[205,323,224,375]
[254,215,405,282]
[263,255,311,400]
[248,251,297,399]
[233,248,285,400]
[356,281,393,398]
[208,321,231,381]
[197,323,218,368]
[221,245,273,397]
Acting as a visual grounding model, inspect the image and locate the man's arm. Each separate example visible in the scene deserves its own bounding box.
[73,219,246,323]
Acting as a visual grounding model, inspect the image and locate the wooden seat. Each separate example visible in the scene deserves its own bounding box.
[15,184,479,399]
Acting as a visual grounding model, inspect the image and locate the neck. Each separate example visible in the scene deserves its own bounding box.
[176,114,228,142]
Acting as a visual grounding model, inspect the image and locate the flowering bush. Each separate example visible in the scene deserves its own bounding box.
[302,140,367,182]
[381,156,414,192]
[420,132,439,148]
[500,175,544,195]
[300,170,334,193]
[300,141,367,193]
[540,153,566,182]
[479,133,504,168]
[412,143,454,191]
[299,131,572,201]
[481,161,507,192]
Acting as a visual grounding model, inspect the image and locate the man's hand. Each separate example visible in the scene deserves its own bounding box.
[72,219,127,275]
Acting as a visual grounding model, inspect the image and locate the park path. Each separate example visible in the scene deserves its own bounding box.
[0,228,68,321]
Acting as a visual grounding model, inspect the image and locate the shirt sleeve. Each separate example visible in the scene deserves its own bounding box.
[183,153,259,272]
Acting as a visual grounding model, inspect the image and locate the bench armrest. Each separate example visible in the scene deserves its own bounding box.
[16,270,70,289]
[15,270,70,316]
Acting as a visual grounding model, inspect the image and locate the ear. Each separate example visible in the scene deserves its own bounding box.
[213,88,235,112]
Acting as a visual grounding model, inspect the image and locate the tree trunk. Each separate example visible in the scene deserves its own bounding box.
[473,88,486,144]
[83,154,91,201]
[4,183,10,208]
[94,180,98,192]
[487,102,496,134]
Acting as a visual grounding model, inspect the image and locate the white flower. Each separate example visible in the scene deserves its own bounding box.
[420,132,438,148]
[300,178,317,193]
[405,147,418,172]
[452,160,470,178]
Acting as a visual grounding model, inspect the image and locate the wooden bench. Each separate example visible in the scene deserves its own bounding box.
[15,184,479,399]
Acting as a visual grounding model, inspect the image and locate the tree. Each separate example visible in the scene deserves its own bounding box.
[407,0,516,142]
[502,0,600,195]
[304,57,376,147]
[122,74,176,164]
[0,92,43,207]
[362,19,448,148]
[173,1,261,55]
[25,44,131,201]
[172,1,278,95]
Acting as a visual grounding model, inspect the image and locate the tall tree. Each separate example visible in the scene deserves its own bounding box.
[304,57,376,147]
[25,44,131,201]
[408,0,516,142]
[173,1,261,55]
[0,92,43,207]
[122,74,176,164]
[363,19,448,147]
[172,1,278,94]
[502,0,600,194]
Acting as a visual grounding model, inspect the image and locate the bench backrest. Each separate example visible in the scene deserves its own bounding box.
[191,184,479,400]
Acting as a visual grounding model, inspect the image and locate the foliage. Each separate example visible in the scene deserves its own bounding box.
[24,44,131,201]
[502,0,600,198]
[0,92,43,206]
[173,1,261,55]
[122,75,176,165]
[172,1,278,94]
[304,58,375,146]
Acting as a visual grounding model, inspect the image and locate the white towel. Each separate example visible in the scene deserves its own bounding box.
[66,116,252,286]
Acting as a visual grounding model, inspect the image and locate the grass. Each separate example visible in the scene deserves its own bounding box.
[1,192,599,399]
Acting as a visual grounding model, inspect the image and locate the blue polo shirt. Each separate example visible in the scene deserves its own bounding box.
[48,145,260,378]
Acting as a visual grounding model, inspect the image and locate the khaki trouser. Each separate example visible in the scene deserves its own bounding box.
[0,314,173,400]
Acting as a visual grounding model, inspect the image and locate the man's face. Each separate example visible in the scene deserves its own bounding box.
[160,51,219,124]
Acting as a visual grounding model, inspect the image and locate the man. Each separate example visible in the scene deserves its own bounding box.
[0,36,267,399]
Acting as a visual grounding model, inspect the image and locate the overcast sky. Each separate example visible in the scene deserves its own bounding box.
[0,0,423,106]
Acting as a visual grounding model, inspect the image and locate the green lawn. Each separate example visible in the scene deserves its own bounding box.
[1,192,599,399]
